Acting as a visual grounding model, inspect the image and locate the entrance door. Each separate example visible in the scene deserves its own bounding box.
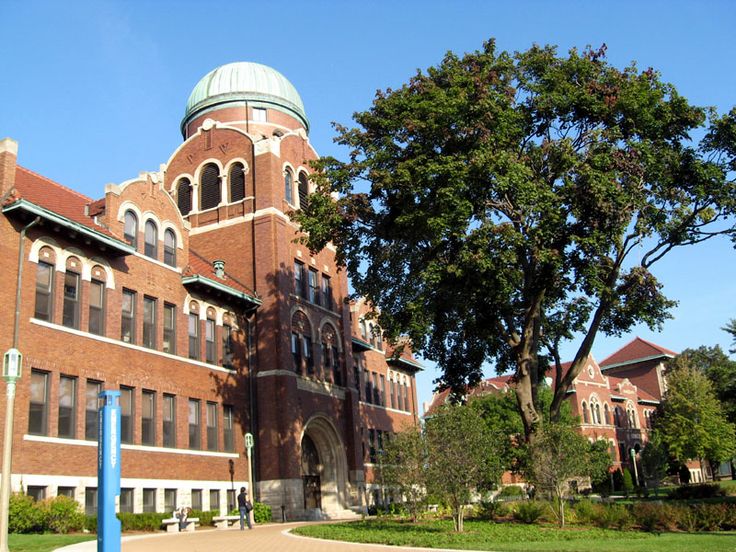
[301,434,322,510]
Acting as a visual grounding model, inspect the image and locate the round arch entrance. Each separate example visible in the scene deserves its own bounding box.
[300,416,349,517]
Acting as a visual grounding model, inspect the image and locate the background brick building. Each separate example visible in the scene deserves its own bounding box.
[0,62,420,520]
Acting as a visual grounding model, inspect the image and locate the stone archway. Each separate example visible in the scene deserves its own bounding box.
[300,416,349,517]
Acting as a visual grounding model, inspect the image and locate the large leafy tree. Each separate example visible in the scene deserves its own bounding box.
[295,40,736,439]
[653,359,736,476]
[678,346,736,424]
[380,425,428,522]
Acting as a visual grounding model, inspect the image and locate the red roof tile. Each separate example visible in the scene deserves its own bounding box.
[423,374,513,416]
[599,337,677,368]
[185,249,258,299]
[11,166,116,237]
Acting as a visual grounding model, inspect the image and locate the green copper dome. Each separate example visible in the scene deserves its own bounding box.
[182,62,309,134]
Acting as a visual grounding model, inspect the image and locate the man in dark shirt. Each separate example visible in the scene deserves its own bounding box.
[237,487,252,530]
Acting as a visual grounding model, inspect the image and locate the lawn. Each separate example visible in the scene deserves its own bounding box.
[9,533,94,552]
[292,519,736,552]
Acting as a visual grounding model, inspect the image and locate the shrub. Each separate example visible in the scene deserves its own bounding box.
[632,502,679,533]
[253,501,272,523]
[622,469,634,497]
[692,503,729,531]
[592,503,633,530]
[117,512,168,532]
[476,500,509,521]
[669,483,725,500]
[675,505,699,532]
[189,509,217,526]
[84,515,97,533]
[41,496,85,534]
[8,493,44,533]
[498,485,524,499]
[512,501,544,524]
[572,499,597,525]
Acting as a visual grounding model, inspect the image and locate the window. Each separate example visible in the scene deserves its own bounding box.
[291,311,312,375]
[89,279,105,336]
[188,313,199,360]
[163,303,176,354]
[227,489,235,512]
[143,489,156,513]
[369,324,376,347]
[291,332,301,372]
[614,406,622,427]
[303,335,314,375]
[177,178,192,215]
[581,401,590,424]
[85,380,102,440]
[604,403,611,426]
[164,489,176,513]
[297,172,308,208]
[27,486,46,502]
[120,386,134,444]
[284,169,294,204]
[164,229,177,267]
[252,107,267,122]
[121,289,136,344]
[209,490,220,512]
[58,375,76,438]
[294,260,306,298]
[124,211,138,248]
[163,394,175,448]
[58,487,75,498]
[200,163,221,210]
[206,402,218,451]
[376,329,383,350]
[618,442,627,464]
[205,318,216,364]
[144,220,158,259]
[308,268,319,304]
[62,271,80,329]
[379,375,386,406]
[353,355,362,400]
[34,261,54,321]
[143,296,157,349]
[372,372,380,404]
[321,275,332,310]
[359,319,367,340]
[28,370,49,435]
[368,429,376,463]
[222,323,233,367]
[229,162,245,202]
[189,399,201,449]
[191,489,202,511]
[404,381,410,412]
[120,488,134,513]
[85,488,98,515]
[627,403,637,428]
[591,398,602,425]
[390,379,396,409]
[365,369,373,405]
[223,405,234,452]
[397,380,404,411]
[142,390,155,446]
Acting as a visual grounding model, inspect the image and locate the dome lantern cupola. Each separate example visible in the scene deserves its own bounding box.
[182,62,308,137]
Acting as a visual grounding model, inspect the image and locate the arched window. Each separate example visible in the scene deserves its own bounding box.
[200,163,221,210]
[359,319,367,340]
[581,401,590,424]
[89,265,106,336]
[124,211,138,248]
[62,256,82,329]
[376,327,383,350]
[297,172,308,208]
[163,229,176,267]
[284,169,294,204]
[34,247,56,322]
[590,397,602,425]
[604,403,611,426]
[614,406,622,427]
[627,403,637,428]
[229,163,245,202]
[177,178,192,215]
[144,220,158,259]
[321,324,342,385]
[291,311,313,376]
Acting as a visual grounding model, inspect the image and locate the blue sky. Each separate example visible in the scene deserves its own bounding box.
[2,0,735,411]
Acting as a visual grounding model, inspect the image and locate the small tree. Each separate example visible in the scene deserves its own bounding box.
[640,432,669,494]
[655,359,736,479]
[381,425,428,521]
[425,404,503,532]
[622,468,634,497]
[524,422,609,527]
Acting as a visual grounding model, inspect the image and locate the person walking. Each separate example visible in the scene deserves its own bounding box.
[237,487,253,530]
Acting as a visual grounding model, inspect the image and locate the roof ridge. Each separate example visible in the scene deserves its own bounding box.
[17,165,93,203]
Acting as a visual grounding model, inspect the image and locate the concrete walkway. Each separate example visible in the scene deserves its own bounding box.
[56,521,463,552]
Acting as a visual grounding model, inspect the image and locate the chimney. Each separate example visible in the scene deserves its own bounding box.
[213,260,225,279]
[0,138,18,200]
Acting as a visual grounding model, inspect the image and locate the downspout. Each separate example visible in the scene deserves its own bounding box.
[14,216,41,347]
[248,132,259,500]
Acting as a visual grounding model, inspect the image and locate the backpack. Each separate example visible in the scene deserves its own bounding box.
[245,500,253,513]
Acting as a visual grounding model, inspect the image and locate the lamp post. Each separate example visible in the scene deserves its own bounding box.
[228,459,235,512]
[0,349,23,552]
[245,433,254,526]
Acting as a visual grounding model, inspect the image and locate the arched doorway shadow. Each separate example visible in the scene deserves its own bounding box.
[300,415,349,517]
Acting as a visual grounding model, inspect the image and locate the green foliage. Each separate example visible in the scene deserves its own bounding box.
[40,496,85,534]
[476,500,510,521]
[724,319,736,355]
[8,493,45,534]
[679,345,736,424]
[116,512,168,532]
[591,503,634,530]
[498,485,525,498]
[380,425,428,521]
[295,38,736,439]
[654,360,736,465]
[84,515,97,533]
[668,483,726,500]
[425,403,504,531]
[252,501,272,523]
[622,469,634,497]
[8,533,95,551]
[511,501,545,524]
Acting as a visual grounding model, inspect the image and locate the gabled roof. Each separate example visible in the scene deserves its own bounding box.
[183,250,261,309]
[424,375,512,417]
[599,337,677,370]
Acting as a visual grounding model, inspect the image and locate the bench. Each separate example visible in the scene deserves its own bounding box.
[161,517,199,532]
[213,515,241,529]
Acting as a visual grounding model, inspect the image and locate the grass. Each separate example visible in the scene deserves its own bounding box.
[8,533,94,552]
[293,519,736,552]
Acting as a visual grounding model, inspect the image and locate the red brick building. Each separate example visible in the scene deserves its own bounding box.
[0,62,420,519]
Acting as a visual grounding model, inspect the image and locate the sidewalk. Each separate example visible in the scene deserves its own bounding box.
[56,521,465,552]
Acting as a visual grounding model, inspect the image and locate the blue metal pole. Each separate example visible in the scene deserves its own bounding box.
[97,391,121,552]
